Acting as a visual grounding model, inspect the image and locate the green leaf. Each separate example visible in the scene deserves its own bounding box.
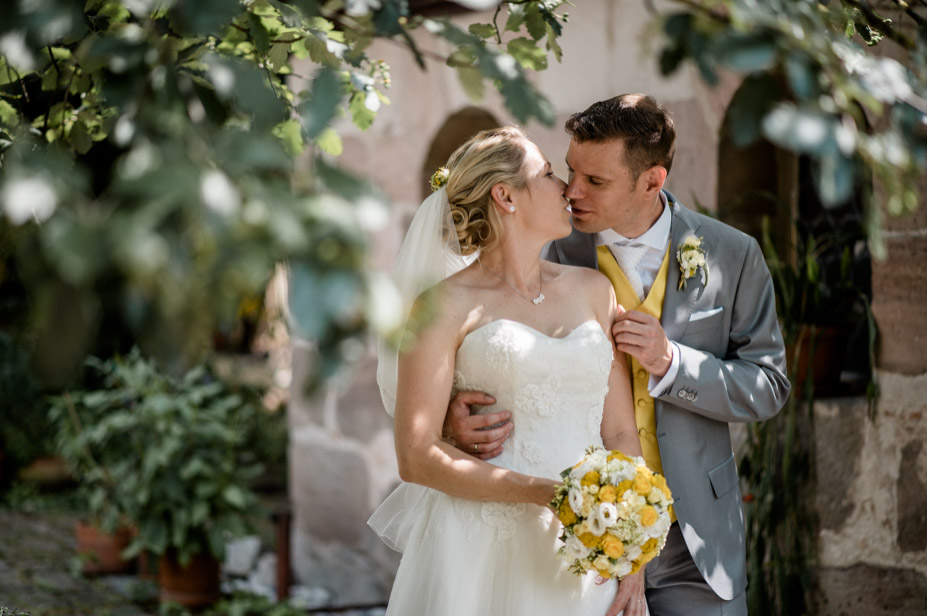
[714,32,778,74]
[169,0,244,36]
[523,3,547,40]
[315,126,343,156]
[249,12,271,54]
[726,74,780,147]
[304,31,341,68]
[507,37,548,71]
[373,0,409,37]
[545,22,562,63]
[348,90,376,130]
[0,100,19,129]
[468,23,497,40]
[505,4,526,33]
[269,0,305,27]
[784,52,817,101]
[301,66,342,139]
[268,42,290,70]
[456,65,484,102]
[223,484,247,508]
[273,118,304,156]
[69,118,92,154]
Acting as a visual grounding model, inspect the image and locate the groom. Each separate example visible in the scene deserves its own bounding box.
[445,94,790,616]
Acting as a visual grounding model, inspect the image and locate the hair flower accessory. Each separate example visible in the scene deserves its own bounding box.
[676,235,708,290]
[430,166,450,192]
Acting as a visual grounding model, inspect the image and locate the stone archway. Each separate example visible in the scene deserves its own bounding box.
[716,102,796,258]
[420,107,501,199]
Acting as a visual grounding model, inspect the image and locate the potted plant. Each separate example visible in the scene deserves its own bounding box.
[761,215,874,400]
[53,349,265,606]
[49,354,142,575]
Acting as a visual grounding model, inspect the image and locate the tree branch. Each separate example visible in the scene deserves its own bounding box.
[843,0,916,50]
[667,0,731,23]
[889,0,927,28]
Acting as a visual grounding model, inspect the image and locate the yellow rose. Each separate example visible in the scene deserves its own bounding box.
[639,548,659,566]
[582,470,600,487]
[597,568,612,578]
[616,479,633,495]
[641,538,659,553]
[598,485,618,503]
[652,474,672,496]
[608,451,633,463]
[633,472,652,495]
[558,501,577,526]
[630,559,643,575]
[579,532,601,548]
[601,534,625,559]
[639,505,658,527]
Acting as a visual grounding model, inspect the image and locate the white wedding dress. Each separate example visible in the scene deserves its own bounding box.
[369,319,619,615]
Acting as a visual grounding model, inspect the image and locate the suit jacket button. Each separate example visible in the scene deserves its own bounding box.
[687,392,697,401]
[677,390,686,399]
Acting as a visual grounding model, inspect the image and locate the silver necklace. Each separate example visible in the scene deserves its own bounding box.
[478,257,545,305]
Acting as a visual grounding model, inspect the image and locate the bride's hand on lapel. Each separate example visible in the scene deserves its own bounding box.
[606,568,647,616]
[442,390,512,460]
[611,305,673,379]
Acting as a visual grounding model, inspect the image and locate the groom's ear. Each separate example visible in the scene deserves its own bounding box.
[638,165,667,197]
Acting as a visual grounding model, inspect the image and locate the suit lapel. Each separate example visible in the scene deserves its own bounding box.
[553,226,599,269]
[660,197,703,343]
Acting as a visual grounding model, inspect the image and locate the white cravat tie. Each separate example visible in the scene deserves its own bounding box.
[609,243,648,301]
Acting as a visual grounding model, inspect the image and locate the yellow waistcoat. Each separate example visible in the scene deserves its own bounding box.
[596,245,672,484]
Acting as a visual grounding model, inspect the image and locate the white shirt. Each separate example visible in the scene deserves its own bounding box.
[595,193,680,396]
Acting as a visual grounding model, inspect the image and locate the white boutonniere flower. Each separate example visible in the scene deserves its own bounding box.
[676,235,709,290]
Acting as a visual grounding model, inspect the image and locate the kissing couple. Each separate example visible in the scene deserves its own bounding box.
[370,93,790,616]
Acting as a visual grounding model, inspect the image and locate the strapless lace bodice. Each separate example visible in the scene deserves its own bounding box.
[453,319,613,478]
[370,318,619,615]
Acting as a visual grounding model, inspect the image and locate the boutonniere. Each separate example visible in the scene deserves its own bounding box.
[676,235,709,290]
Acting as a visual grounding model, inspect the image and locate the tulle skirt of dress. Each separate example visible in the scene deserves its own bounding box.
[368,482,617,616]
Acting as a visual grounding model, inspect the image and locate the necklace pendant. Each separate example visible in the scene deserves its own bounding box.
[532,293,545,305]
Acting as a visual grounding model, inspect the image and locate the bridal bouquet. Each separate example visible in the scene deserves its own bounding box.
[550,446,674,579]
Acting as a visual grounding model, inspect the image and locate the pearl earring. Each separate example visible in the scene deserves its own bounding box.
[509,206,516,213]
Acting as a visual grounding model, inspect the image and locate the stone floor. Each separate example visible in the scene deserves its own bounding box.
[0,502,386,616]
[0,509,157,616]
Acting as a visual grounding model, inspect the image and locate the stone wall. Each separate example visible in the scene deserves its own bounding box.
[814,377,927,615]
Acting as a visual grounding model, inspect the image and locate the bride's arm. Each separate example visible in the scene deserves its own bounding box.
[593,276,643,458]
[393,294,556,508]
[592,275,648,616]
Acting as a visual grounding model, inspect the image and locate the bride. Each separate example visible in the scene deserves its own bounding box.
[369,127,648,616]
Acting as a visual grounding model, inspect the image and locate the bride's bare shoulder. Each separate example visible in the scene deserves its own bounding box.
[547,261,610,288]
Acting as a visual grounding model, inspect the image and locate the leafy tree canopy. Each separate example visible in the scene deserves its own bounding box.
[0,0,569,381]
[660,0,927,257]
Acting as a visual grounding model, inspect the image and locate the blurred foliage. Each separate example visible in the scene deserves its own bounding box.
[0,334,54,472]
[0,0,569,383]
[659,0,927,258]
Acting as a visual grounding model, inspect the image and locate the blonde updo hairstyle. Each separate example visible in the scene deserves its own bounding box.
[444,126,529,255]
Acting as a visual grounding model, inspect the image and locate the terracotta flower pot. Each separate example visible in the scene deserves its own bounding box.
[158,548,221,608]
[74,520,135,574]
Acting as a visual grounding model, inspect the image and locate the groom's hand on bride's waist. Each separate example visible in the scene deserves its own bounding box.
[443,390,513,461]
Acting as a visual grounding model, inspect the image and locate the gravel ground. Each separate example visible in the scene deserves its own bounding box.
[0,494,386,616]
[0,509,158,616]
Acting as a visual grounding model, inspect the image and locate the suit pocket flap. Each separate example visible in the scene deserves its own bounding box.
[708,453,739,499]
[685,307,724,335]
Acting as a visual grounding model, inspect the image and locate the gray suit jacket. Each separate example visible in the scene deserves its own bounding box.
[546,192,790,600]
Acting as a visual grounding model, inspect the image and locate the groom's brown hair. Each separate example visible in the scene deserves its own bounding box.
[565,94,675,183]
